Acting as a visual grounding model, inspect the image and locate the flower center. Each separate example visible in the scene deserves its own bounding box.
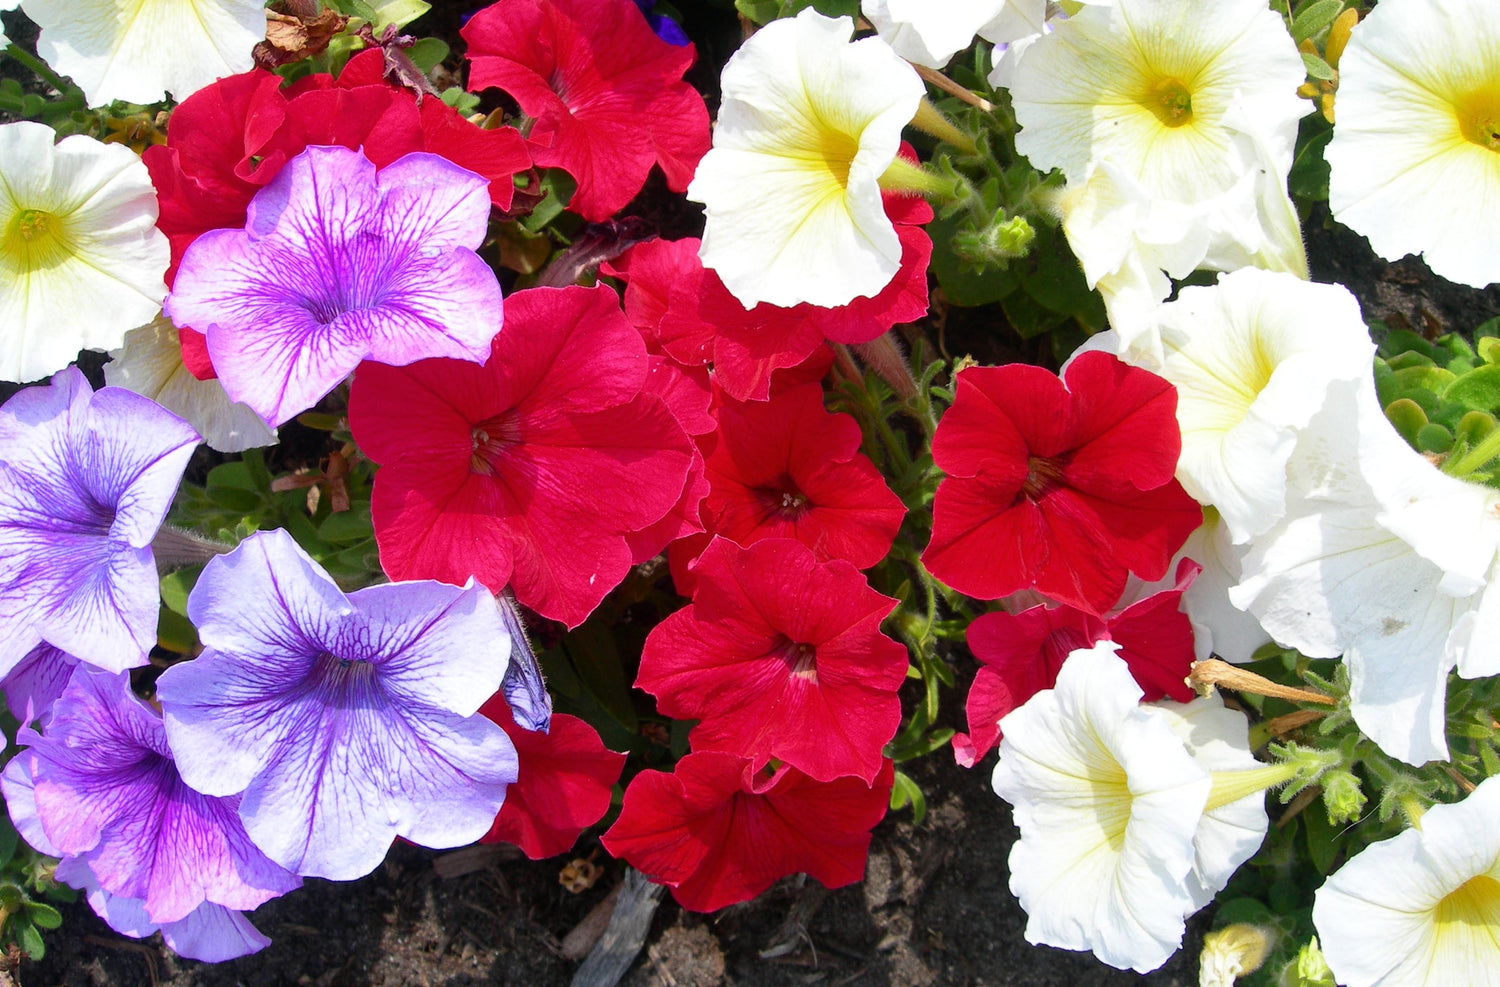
[756,479,811,520]
[774,638,818,682]
[1022,456,1066,499]
[1454,89,1500,152]
[1142,77,1194,128]
[470,412,522,476]
[1434,874,1500,941]
[2,208,71,271]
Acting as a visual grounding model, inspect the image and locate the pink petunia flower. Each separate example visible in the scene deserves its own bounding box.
[638,537,908,784]
[922,351,1202,615]
[462,0,710,222]
[348,284,696,628]
[953,559,1201,768]
[602,751,893,912]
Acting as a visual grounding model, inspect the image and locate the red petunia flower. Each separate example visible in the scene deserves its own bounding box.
[602,751,894,913]
[603,189,931,402]
[952,559,1201,767]
[462,0,710,222]
[638,537,908,784]
[675,383,904,582]
[477,698,625,860]
[347,284,695,627]
[922,351,1202,615]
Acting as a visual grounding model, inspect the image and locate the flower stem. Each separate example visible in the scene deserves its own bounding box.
[5,44,74,98]
[1445,423,1500,478]
[878,156,960,201]
[908,98,978,154]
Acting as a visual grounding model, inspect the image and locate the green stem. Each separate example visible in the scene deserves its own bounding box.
[1446,424,1500,478]
[6,44,75,98]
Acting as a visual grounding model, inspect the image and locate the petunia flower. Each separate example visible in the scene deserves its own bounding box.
[0,121,169,383]
[687,9,925,309]
[1230,376,1500,765]
[863,0,1043,69]
[604,172,932,402]
[2,749,270,963]
[144,55,531,286]
[638,537,908,784]
[0,644,76,729]
[154,529,518,881]
[0,367,198,678]
[1009,0,1304,208]
[602,751,894,912]
[693,384,906,572]
[348,284,695,628]
[994,643,1273,972]
[19,667,299,924]
[953,558,1199,768]
[922,351,1202,615]
[21,0,265,106]
[1123,269,1377,544]
[462,0,709,222]
[477,698,625,860]
[1326,0,1500,289]
[105,316,276,454]
[165,145,502,427]
[1313,776,1500,985]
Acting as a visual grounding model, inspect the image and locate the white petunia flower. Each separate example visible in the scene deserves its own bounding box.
[1145,270,1375,544]
[21,0,265,107]
[0,121,167,383]
[862,0,1041,69]
[993,643,1276,972]
[105,316,276,454]
[687,9,923,309]
[1230,375,1500,765]
[1314,776,1500,986]
[1326,0,1500,289]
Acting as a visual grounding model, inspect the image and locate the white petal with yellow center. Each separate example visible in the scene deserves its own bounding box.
[1326,0,1500,289]
[23,0,266,107]
[688,9,922,309]
[1148,270,1375,544]
[1009,0,1305,203]
[0,121,167,383]
[1315,776,1500,986]
[993,642,1210,973]
[105,316,276,454]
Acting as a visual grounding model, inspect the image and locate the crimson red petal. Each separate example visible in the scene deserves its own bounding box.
[478,700,625,859]
[463,0,708,221]
[1107,559,1201,702]
[602,753,892,912]
[638,538,906,783]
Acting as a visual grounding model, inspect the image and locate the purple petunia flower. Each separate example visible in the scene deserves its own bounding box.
[2,749,272,963]
[1,644,78,729]
[164,145,503,427]
[0,367,198,678]
[498,593,551,733]
[632,0,690,45]
[12,667,299,923]
[156,529,518,881]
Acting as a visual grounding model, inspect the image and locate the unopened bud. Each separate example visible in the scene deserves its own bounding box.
[1278,937,1335,987]
[1200,923,1275,986]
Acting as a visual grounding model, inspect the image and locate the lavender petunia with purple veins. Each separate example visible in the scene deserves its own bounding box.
[165,144,503,428]
[2,749,272,963]
[156,528,518,881]
[0,367,198,678]
[17,666,299,923]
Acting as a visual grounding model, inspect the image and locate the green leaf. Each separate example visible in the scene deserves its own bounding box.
[1444,364,1500,412]
[1301,52,1335,81]
[15,920,44,960]
[1302,797,1340,874]
[1000,289,1068,340]
[1290,0,1344,44]
[25,902,61,931]
[159,566,201,616]
[368,0,432,28]
[157,604,199,654]
[206,461,256,492]
[888,769,927,825]
[926,210,1022,307]
[1416,422,1453,454]
[0,817,17,870]
[564,621,638,732]
[317,502,374,545]
[404,38,449,73]
[1288,115,1333,201]
[440,87,482,116]
[520,169,576,232]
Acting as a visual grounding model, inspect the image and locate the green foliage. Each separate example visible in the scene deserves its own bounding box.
[1375,323,1500,485]
[733,0,859,24]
